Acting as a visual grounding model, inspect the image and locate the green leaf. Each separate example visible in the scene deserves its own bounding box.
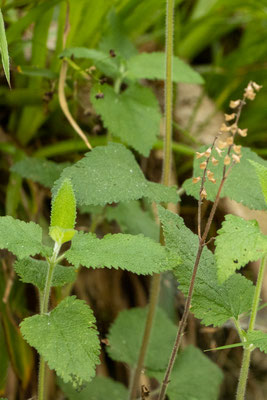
[91,84,161,156]
[183,147,267,210]
[53,143,179,206]
[14,258,76,291]
[0,9,10,86]
[107,307,177,370]
[98,11,137,60]
[20,296,100,386]
[106,200,159,240]
[0,216,46,259]
[11,157,70,188]
[246,330,267,353]
[50,179,76,244]
[66,232,178,275]
[59,47,119,78]
[158,206,255,326]
[215,215,267,282]
[59,376,128,400]
[249,160,267,205]
[127,52,204,84]
[148,346,223,400]
[17,65,57,79]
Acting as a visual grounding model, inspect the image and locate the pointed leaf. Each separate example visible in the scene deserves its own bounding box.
[50,179,76,244]
[107,307,177,370]
[127,52,204,84]
[106,200,159,240]
[53,143,179,206]
[59,47,119,78]
[0,216,46,258]
[59,376,128,400]
[91,84,161,156]
[66,232,178,274]
[158,206,255,326]
[246,330,267,353]
[183,147,267,210]
[148,346,223,400]
[249,160,267,205]
[20,296,100,386]
[0,9,10,86]
[11,157,70,188]
[14,258,76,291]
[215,215,267,282]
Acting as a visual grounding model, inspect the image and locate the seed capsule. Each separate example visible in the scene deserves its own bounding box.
[230,100,241,108]
[200,188,207,199]
[233,145,241,154]
[224,155,231,165]
[238,128,248,137]
[224,113,236,121]
[226,136,234,145]
[211,156,219,166]
[192,177,201,184]
[200,161,207,169]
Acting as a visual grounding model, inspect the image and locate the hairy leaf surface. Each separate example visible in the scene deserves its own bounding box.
[249,160,267,205]
[106,200,159,240]
[20,296,100,386]
[215,215,267,282]
[246,330,267,354]
[107,307,177,370]
[53,143,178,206]
[127,52,204,84]
[59,376,128,400]
[59,47,119,78]
[91,84,161,156]
[158,206,255,326]
[11,157,70,188]
[183,147,267,210]
[14,258,76,290]
[50,178,76,244]
[0,216,47,258]
[66,232,178,275]
[149,346,223,400]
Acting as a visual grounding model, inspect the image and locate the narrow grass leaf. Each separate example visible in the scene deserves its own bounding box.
[0,9,10,86]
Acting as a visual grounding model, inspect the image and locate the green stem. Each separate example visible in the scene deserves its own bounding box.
[128,1,174,399]
[38,242,61,400]
[236,255,267,400]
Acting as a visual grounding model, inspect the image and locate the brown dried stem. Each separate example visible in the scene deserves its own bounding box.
[157,94,248,400]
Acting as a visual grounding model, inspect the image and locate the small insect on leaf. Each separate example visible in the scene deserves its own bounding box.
[49,179,77,245]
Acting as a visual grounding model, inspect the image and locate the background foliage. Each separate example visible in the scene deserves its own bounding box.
[0,0,266,399]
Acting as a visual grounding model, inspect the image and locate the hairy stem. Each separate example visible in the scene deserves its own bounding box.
[38,242,61,400]
[128,1,174,398]
[236,255,267,400]
[158,172,227,400]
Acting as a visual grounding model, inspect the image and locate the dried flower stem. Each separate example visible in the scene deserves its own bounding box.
[128,1,174,398]
[157,95,248,400]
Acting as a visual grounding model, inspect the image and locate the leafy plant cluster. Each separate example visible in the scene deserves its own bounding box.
[0,1,267,400]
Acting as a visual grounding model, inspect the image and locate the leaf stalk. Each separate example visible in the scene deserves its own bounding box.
[38,242,61,400]
[236,255,267,400]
